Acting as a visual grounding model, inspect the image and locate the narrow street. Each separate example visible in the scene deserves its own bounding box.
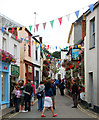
[4,89,97,119]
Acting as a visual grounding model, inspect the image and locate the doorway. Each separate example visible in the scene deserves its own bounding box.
[89,72,94,107]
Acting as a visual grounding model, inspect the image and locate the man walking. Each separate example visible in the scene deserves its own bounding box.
[71,79,79,108]
[24,79,33,112]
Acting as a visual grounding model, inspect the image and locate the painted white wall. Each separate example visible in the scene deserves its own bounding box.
[84,7,98,106]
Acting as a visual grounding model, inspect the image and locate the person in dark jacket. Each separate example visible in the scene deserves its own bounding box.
[41,81,58,117]
[71,79,79,108]
[50,79,56,109]
[59,79,65,96]
[24,79,33,112]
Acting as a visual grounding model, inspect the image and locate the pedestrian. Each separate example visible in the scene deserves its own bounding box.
[24,79,33,112]
[15,85,21,112]
[71,79,79,108]
[31,81,35,106]
[37,81,45,111]
[55,79,59,88]
[59,79,65,96]
[50,79,56,109]
[41,81,58,117]
[19,80,30,112]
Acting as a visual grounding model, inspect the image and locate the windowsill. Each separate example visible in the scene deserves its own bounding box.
[89,46,95,50]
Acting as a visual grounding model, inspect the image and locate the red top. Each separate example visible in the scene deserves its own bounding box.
[31,84,35,94]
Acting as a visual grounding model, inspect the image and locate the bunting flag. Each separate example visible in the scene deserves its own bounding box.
[26,40,29,44]
[58,17,62,25]
[2,27,4,32]
[21,38,23,43]
[36,24,39,31]
[15,35,18,40]
[88,4,94,13]
[43,23,46,30]
[75,45,78,48]
[66,14,70,21]
[75,10,79,19]
[17,27,20,32]
[12,27,14,34]
[29,26,32,32]
[56,46,57,49]
[66,46,68,50]
[50,20,54,28]
[22,27,25,31]
[37,43,39,47]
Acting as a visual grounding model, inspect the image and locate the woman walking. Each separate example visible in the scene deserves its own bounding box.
[41,81,58,117]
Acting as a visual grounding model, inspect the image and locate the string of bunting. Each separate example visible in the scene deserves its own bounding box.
[1,3,94,33]
[1,27,84,51]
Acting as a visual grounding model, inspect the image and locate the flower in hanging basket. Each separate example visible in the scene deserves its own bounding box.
[0,49,16,63]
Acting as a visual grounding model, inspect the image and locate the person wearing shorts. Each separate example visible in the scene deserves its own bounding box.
[41,81,58,117]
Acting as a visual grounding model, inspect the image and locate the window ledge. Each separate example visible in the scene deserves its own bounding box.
[89,46,95,50]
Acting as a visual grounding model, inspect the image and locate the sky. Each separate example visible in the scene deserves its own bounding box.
[0,0,98,52]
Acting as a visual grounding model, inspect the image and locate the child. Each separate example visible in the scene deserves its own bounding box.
[15,85,21,112]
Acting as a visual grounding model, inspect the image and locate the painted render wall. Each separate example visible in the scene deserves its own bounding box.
[85,8,98,106]
[97,6,99,106]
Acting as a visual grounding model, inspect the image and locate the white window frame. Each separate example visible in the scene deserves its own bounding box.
[90,17,95,49]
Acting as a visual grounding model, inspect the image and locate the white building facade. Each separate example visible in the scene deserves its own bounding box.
[84,2,99,112]
[32,37,41,89]
[0,29,20,109]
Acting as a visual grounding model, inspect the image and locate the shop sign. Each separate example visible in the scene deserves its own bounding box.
[28,65,32,73]
[11,65,20,76]
[0,61,9,72]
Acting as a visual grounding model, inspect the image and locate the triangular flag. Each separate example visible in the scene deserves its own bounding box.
[26,40,29,44]
[37,43,39,47]
[21,38,23,43]
[22,27,25,31]
[29,26,32,32]
[15,35,18,40]
[50,20,54,28]
[17,27,20,32]
[12,27,14,34]
[66,46,68,50]
[34,41,36,44]
[66,14,70,21]
[88,4,94,13]
[75,10,79,19]
[58,17,62,25]
[2,27,4,32]
[43,23,46,30]
[56,46,57,49]
[36,24,39,31]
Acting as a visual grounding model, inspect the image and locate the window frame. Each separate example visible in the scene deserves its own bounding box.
[89,17,95,50]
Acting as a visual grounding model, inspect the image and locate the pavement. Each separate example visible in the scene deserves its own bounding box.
[2,89,99,119]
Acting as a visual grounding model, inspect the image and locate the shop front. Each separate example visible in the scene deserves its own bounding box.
[0,61,10,109]
[10,64,20,107]
[24,60,33,83]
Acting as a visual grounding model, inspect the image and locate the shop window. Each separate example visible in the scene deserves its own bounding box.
[2,72,5,101]
[90,17,95,49]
